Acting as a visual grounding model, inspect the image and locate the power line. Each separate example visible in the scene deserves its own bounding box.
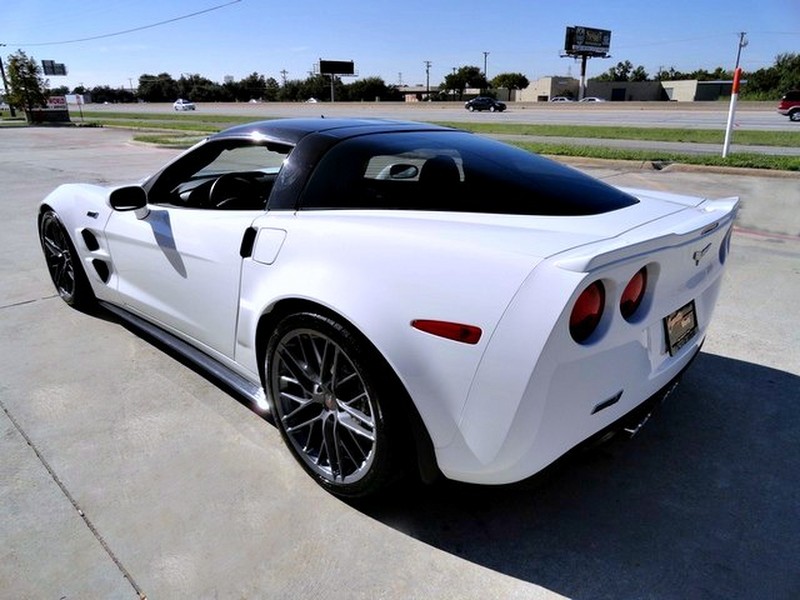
[7,0,242,47]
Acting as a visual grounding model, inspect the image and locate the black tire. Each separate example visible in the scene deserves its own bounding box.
[39,210,95,310]
[790,111,800,122]
[265,312,406,498]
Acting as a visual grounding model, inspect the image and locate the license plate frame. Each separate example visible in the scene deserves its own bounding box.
[663,300,698,356]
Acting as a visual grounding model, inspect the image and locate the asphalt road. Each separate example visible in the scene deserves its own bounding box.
[87,99,799,131]
[1,126,798,599]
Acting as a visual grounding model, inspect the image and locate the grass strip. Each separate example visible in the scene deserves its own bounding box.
[511,141,800,171]
[77,111,799,147]
[130,132,799,171]
[435,121,800,148]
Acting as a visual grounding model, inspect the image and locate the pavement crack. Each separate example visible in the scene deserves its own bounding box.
[0,398,148,600]
[0,295,59,311]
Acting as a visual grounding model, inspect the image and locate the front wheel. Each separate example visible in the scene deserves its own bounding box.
[790,111,800,122]
[39,210,95,310]
[265,312,403,498]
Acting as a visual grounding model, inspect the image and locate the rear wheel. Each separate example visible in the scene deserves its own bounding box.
[790,110,800,122]
[265,312,403,498]
[39,210,95,310]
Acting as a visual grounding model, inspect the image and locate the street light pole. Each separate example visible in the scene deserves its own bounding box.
[483,51,489,81]
[734,32,748,71]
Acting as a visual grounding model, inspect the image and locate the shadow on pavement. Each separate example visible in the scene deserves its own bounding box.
[359,353,799,600]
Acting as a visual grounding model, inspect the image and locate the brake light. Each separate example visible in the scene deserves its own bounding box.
[620,267,647,320]
[570,281,605,343]
[411,320,482,344]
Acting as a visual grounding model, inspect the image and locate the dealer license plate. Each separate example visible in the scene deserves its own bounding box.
[664,301,698,356]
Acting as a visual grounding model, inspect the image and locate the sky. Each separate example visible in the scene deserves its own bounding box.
[1,0,798,91]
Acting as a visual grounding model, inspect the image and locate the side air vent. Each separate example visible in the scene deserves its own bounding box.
[92,259,111,283]
[81,229,100,251]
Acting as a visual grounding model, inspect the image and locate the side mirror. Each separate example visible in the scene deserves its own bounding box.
[109,186,147,211]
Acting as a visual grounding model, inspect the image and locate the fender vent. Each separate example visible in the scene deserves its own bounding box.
[92,259,111,283]
[81,229,100,251]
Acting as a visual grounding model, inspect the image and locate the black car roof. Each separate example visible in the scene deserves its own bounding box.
[211,118,454,145]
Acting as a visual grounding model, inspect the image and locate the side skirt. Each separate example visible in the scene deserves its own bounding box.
[99,301,269,412]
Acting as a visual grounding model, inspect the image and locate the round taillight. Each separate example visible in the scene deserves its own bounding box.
[620,267,647,320]
[570,281,605,343]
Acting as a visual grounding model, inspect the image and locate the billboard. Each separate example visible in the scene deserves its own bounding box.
[42,60,68,76]
[319,60,355,75]
[564,26,611,57]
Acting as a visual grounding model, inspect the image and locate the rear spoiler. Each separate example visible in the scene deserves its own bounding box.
[555,197,740,273]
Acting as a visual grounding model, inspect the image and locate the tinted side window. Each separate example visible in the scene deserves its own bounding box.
[300,132,638,216]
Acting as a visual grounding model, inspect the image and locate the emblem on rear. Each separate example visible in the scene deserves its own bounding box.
[692,243,712,266]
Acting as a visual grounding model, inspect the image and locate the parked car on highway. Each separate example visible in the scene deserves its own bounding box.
[38,118,738,498]
[777,90,800,121]
[464,96,506,112]
[173,98,196,111]
[580,97,606,103]
[549,96,574,102]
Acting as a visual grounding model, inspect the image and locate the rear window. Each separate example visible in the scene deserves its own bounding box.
[299,131,638,216]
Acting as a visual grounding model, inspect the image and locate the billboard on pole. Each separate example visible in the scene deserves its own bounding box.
[319,60,355,75]
[564,27,611,57]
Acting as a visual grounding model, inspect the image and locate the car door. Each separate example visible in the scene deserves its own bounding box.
[104,139,289,359]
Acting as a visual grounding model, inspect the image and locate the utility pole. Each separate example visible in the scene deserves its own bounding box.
[280,69,288,86]
[483,51,490,82]
[0,43,17,117]
[424,60,431,98]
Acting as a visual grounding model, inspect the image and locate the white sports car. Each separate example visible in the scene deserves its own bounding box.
[39,118,738,498]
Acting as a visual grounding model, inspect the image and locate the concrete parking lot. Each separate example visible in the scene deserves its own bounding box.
[1,125,798,599]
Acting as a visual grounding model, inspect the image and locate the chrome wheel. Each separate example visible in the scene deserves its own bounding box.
[40,212,77,302]
[271,325,377,485]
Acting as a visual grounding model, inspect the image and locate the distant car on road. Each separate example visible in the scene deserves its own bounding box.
[580,97,606,103]
[549,96,574,103]
[777,90,800,121]
[173,99,196,111]
[464,97,506,112]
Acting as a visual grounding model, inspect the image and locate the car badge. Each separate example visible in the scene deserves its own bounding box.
[692,243,712,266]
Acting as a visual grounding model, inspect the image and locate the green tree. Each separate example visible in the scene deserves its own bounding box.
[490,72,530,92]
[441,66,487,99]
[630,66,649,82]
[593,60,634,82]
[137,73,178,102]
[654,67,685,81]
[238,72,267,101]
[263,77,280,102]
[6,49,49,119]
[741,53,800,100]
[346,76,397,101]
[90,85,135,104]
[177,73,224,101]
